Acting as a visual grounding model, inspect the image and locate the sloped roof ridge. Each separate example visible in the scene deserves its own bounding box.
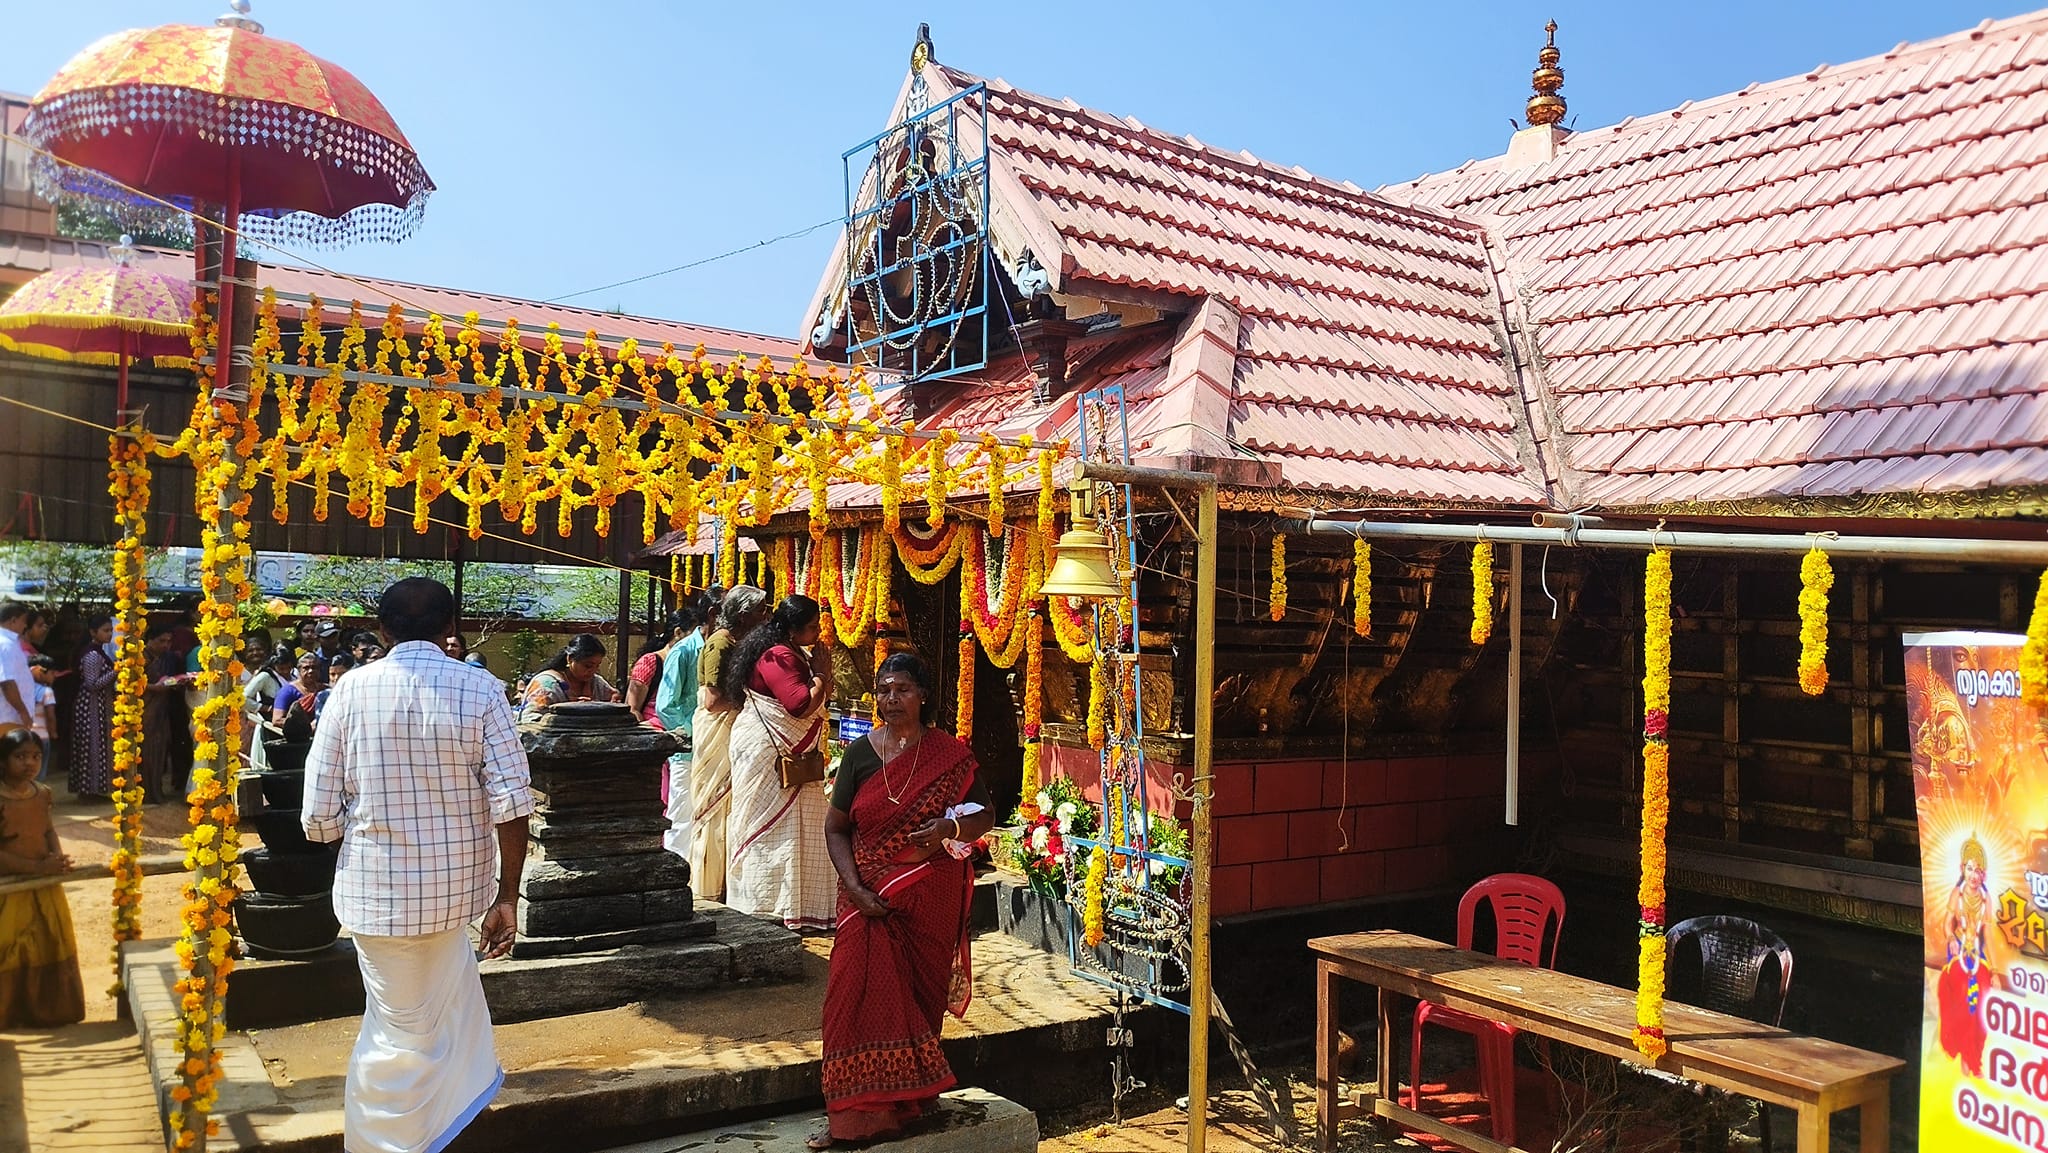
[936,63,1489,240]
[1007,169,1493,299]
[1384,9,2048,198]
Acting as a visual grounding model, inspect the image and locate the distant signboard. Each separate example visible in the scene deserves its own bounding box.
[835,715,874,742]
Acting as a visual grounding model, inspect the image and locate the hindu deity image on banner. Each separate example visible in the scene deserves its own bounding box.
[1908,631,2048,1150]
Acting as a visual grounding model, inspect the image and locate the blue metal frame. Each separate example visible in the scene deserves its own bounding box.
[1062,384,1194,1015]
[839,83,992,383]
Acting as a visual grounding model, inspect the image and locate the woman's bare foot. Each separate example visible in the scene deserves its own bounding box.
[805,1132,833,1150]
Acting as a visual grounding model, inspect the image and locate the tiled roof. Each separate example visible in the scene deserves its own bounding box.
[0,230,804,366]
[804,65,1550,507]
[1389,12,2048,512]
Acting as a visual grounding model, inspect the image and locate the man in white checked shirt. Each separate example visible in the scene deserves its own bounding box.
[303,578,533,1153]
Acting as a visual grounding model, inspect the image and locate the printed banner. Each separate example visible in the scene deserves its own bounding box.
[1910,631,2048,1150]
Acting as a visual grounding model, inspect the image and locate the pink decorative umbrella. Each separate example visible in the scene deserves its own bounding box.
[0,240,193,410]
[20,2,434,249]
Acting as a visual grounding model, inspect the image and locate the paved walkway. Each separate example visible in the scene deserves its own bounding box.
[0,1023,161,1153]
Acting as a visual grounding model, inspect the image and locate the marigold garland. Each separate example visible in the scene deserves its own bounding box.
[1797,546,1833,696]
[1086,649,1110,750]
[1269,533,1287,622]
[1352,538,1373,638]
[1635,548,1674,1063]
[1081,843,1109,948]
[106,430,152,989]
[1019,609,1046,819]
[956,623,976,740]
[2024,570,2048,706]
[1470,539,1495,645]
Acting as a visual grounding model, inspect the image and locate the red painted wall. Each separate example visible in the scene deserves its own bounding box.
[1041,745,1542,917]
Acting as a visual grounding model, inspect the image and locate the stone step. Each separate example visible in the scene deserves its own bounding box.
[588,1088,1036,1153]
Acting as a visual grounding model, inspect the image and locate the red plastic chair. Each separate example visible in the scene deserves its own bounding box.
[1406,873,1566,1146]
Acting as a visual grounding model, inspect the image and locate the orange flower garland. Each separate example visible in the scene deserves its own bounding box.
[956,623,976,740]
[1086,649,1110,750]
[106,429,152,988]
[1019,608,1046,819]
[1635,548,1674,1062]
[1081,843,1109,948]
[1797,546,1833,696]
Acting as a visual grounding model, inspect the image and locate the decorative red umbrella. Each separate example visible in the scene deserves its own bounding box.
[0,240,193,410]
[20,2,434,249]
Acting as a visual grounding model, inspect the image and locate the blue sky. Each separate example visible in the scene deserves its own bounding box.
[10,1,2036,339]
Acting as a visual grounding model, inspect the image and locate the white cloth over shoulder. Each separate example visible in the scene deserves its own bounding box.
[346,929,502,1153]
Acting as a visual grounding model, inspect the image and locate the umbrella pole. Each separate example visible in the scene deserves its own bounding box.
[115,332,128,415]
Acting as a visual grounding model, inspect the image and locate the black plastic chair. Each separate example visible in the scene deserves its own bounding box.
[1666,915,1794,1027]
[1667,916,1795,1149]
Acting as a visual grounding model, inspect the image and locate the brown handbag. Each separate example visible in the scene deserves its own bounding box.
[758,698,828,788]
[778,747,828,788]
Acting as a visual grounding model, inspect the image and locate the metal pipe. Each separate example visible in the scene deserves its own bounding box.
[1306,518,2048,565]
[1505,543,1522,827]
[1075,459,1218,1153]
[1187,481,1217,1153]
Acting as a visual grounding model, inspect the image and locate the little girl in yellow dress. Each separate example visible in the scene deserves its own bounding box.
[0,728,86,1026]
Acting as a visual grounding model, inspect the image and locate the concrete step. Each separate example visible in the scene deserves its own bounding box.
[589,1088,1035,1153]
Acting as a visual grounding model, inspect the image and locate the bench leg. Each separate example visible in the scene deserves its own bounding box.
[1860,1087,1890,1153]
[1377,985,1394,1107]
[1795,1103,1827,1153]
[1317,960,1339,1152]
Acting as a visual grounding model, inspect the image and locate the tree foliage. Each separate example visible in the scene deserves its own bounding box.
[0,540,116,607]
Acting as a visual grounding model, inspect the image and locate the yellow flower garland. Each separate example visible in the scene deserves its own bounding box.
[1797,546,1833,696]
[1635,548,1674,1062]
[1352,538,1372,638]
[2024,570,2048,706]
[106,430,152,989]
[1470,539,1495,645]
[1081,844,1109,948]
[1019,609,1045,818]
[1086,650,1110,750]
[1268,533,1287,622]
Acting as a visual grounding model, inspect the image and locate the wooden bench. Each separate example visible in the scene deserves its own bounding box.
[1311,930,1904,1153]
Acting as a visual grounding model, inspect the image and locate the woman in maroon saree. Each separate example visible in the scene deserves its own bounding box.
[811,653,995,1149]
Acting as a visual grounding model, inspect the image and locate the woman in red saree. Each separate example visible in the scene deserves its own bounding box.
[810,653,995,1149]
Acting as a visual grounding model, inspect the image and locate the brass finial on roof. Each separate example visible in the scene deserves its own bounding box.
[1526,20,1567,127]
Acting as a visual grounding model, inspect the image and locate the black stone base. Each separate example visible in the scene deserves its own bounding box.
[511,914,717,960]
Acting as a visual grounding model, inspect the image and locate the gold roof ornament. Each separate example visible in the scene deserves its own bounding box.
[1526,20,1567,127]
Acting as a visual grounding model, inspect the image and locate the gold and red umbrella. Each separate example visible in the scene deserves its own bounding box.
[0,242,193,410]
[21,3,434,248]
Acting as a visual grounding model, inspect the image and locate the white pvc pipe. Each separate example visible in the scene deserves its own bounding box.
[1305,518,2048,565]
[1506,542,1522,827]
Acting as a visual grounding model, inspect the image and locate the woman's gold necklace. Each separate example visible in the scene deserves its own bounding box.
[879,731,921,804]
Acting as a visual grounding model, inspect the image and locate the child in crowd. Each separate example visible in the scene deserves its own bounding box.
[0,728,86,1026]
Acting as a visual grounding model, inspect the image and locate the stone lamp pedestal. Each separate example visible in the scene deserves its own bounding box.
[516,701,714,958]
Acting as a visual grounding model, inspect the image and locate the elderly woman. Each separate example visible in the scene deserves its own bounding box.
[520,633,618,722]
[679,586,766,895]
[723,595,836,931]
[808,652,993,1149]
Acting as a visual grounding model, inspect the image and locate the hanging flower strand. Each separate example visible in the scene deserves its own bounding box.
[2023,571,2048,706]
[1352,538,1373,638]
[106,430,152,989]
[1635,547,1674,1062]
[1269,533,1288,622]
[1470,538,1495,644]
[1797,543,1834,696]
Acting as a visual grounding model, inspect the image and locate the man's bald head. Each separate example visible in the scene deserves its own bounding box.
[378,578,457,644]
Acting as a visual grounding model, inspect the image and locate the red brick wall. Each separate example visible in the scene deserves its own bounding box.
[1210,754,1517,916]
[1040,745,1537,917]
